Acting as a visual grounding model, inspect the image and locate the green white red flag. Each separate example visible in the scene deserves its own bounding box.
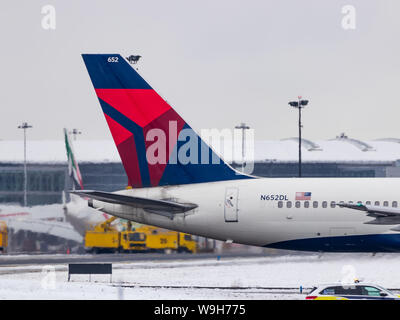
[64,128,83,190]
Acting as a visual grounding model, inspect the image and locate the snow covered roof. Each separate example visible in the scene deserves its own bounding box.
[0,140,120,164]
[253,139,400,163]
[1,138,400,164]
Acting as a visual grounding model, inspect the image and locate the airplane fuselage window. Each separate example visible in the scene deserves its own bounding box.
[272,199,398,210]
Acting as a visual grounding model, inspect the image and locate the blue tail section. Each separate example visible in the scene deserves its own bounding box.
[82,54,252,187]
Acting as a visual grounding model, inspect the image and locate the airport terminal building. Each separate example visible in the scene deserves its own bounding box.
[1,136,400,206]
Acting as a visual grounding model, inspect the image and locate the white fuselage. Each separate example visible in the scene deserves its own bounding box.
[88,178,400,251]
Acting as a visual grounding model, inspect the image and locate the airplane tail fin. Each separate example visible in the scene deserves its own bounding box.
[64,128,84,190]
[81,54,251,188]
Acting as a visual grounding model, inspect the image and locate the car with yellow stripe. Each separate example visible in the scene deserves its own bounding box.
[306,283,400,300]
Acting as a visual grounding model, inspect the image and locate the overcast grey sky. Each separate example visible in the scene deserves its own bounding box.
[1,0,399,141]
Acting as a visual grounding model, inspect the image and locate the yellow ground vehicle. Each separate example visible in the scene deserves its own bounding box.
[84,217,147,253]
[85,218,197,253]
[0,221,8,253]
[135,226,197,253]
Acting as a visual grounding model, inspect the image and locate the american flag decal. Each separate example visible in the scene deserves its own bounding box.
[295,192,312,200]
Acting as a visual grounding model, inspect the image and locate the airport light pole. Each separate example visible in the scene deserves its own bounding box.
[17,122,32,206]
[288,97,309,177]
[235,123,250,172]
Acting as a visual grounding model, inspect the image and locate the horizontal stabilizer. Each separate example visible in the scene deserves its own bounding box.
[70,190,197,219]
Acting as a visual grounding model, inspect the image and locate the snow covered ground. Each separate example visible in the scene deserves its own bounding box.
[0,253,400,299]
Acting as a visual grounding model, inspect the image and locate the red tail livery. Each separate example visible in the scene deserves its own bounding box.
[82,54,251,188]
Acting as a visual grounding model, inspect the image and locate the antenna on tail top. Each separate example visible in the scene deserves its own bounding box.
[126,55,141,64]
